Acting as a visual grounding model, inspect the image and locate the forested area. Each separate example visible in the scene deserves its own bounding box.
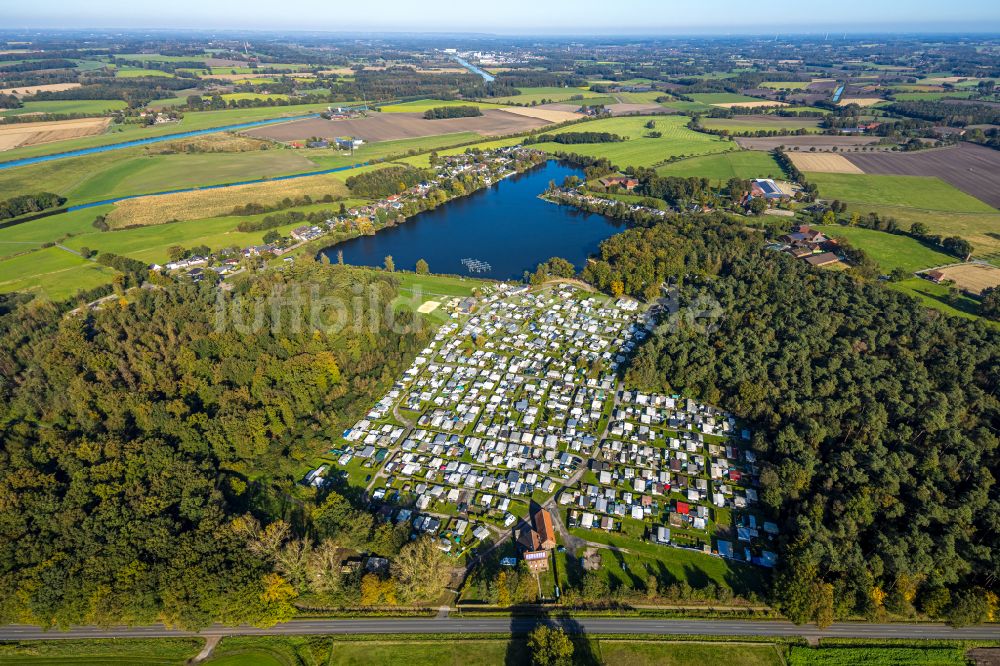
[583,216,1000,626]
[344,166,430,197]
[422,105,482,119]
[527,131,625,145]
[0,263,434,628]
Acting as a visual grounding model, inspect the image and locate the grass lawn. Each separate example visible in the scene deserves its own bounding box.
[700,117,822,133]
[0,639,201,664]
[0,206,114,259]
[1,99,127,118]
[376,99,510,113]
[600,641,784,666]
[892,277,989,322]
[567,527,768,598]
[814,225,956,273]
[806,172,997,213]
[687,93,770,105]
[0,245,119,300]
[656,151,783,181]
[528,115,734,168]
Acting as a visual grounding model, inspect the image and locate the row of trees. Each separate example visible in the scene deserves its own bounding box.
[0,192,66,221]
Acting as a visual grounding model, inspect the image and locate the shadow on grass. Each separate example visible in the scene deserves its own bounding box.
[504,610,602,666]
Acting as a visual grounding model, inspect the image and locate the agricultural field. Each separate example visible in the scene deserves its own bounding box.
[375,99,509,113]
[0,117,110,152]
[735,135,878,150]
[244,110,549,143]
[687,93,772,106]
[700,115,822,133]
[656,150,784,180]
[927,263,1000,296]
[844,143,1000,208]
[100,168,353,228]
[806,172,996,213]
[526,115,734,168]
[0,99,126,117]
[759,81,811,90]
[488,86,598,105]
[113,66,174,78]
[0,638,203,665]
[0,104,335,162]
[219,92,291,102]
[814,225,957,273]
[787,153,864,174]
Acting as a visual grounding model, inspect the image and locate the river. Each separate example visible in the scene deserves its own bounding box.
[318,161,625,279]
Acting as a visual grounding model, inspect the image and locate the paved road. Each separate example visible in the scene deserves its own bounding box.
[1,617,998,641]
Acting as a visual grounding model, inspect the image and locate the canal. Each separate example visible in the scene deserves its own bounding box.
[318,161,626,279]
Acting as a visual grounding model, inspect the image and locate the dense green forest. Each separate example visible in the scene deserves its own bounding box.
[583,216,1000,626]
[0,263,434,628]
[422,105,483,119]
[344,166,430,197]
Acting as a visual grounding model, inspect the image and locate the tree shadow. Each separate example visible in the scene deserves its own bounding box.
[503,609,601,666]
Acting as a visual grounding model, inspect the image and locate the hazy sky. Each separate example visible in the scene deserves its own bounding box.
[4,0,1000,34]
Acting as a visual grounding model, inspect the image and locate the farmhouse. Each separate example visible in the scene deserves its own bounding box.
[599,175,639,191]
[804,252,840,267]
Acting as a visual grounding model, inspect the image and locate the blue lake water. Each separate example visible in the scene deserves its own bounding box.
[318,161,626,279]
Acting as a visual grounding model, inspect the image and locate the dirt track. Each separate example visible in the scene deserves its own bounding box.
[242,109,549,143]
[845,143,1000,208]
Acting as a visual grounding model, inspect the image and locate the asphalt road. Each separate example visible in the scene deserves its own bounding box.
[1,617,999,641]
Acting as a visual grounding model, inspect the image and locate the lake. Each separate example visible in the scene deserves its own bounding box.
[318,161,626,279]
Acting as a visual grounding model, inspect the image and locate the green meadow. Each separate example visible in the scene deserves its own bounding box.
[700,116,822,133]
[0,104,336,162]
[814,225,956,273]
[656,150,783,180]
[0,99,127,117]
[687,93,770,105]
[527,115,734,168]
[806,172,996,213]
[487,86,598,105]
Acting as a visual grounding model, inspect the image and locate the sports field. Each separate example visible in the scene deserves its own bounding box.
[656,150,783,180]
[527,115,734,168]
